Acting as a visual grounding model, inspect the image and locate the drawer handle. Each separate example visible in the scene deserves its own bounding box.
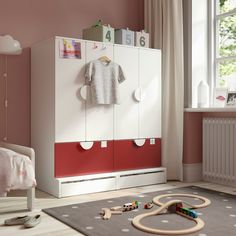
[134,139,146,147]
[80,85,89,101]
[80,141,94,150]
[133,88,142,102]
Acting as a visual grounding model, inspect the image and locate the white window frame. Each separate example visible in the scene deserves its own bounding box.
[213,0,236,93]
[209,0,215,106]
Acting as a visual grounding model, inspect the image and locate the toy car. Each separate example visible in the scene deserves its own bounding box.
[144,202,154,209]
[123,201,139,211]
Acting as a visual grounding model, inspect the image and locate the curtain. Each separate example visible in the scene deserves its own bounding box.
[144,0,184,180]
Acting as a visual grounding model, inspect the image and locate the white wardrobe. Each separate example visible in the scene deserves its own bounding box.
[31,36,165,197]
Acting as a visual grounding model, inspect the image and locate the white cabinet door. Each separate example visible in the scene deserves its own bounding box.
[85,41,114,141]
[113,45,139,140]
[55,38,86,142]
[139,49,161,138]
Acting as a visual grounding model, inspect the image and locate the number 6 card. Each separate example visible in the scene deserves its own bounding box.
[135,30,149,48]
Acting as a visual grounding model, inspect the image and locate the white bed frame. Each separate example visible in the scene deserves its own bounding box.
[0,142,35,211]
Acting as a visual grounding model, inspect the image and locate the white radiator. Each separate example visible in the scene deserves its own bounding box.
[203,118,236,186]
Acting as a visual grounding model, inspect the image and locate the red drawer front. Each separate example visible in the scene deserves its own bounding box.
[55,141,114,177]
[114,139,161,171]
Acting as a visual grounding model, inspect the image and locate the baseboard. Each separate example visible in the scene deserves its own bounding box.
[183,163,202,182]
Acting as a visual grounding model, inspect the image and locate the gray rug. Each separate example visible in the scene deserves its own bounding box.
[43,186,236,236]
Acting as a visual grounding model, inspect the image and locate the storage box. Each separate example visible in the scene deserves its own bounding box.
[135,30,149,48]
[83,25,114,43]
[115,28,135,46]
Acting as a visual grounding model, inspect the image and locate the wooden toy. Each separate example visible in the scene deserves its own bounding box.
[100,208,122,220]
[132,193,211,235]
[167,202,197,218]
[177,207,198,219]
[144,202,153,209]
[123,201,139,212]
[110,206,123,211]
[101,208,111,220]
[101,201,138,220]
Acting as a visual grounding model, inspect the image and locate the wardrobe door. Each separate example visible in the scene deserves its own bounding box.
[113,139,161,171]
[139,49,162,138]
[55,38,86,142]
[85,41,114,141]
[113,45,139,140]
[55,141,114,177]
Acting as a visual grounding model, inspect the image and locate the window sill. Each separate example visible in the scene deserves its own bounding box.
[184,107,236,112]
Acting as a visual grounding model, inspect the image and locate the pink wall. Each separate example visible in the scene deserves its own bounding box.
[0,0,144,146]
[183,112,236,164]
[183,112,202,164]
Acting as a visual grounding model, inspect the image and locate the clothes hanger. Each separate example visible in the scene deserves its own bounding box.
[99,55,111,63]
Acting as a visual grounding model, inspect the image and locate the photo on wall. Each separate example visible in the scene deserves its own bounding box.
[226,91,236,106]
[214,88,228,107]
[59,39,81,59]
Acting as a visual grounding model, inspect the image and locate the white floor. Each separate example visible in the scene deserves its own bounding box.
[0,181,236,236]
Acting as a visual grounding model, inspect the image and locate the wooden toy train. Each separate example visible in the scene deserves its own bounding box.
[132,194,211,235]
[173,202,198,219]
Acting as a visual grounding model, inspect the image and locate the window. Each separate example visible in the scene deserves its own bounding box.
[215,0,236,91]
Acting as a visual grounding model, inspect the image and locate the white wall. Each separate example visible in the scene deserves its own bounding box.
[183,0,209,108]
[192,0,209,108]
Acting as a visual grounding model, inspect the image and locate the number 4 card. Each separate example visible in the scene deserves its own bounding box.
[103,26,114,43]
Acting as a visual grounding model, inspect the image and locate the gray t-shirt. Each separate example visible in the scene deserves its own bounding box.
[85,60,126,105]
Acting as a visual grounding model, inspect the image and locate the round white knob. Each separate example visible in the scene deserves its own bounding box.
[80,141,94,150]
[80,85,89,100]
[134,88,142,102]
[134,139,146,147]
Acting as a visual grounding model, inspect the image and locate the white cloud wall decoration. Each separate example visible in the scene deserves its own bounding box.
[0,35,22,55]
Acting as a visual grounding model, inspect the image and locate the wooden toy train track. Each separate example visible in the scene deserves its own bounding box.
[132,194,211,235]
